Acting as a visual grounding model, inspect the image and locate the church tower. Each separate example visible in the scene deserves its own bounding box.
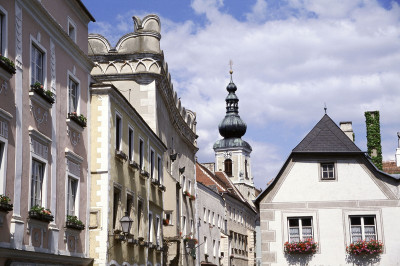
[213,70,256,204]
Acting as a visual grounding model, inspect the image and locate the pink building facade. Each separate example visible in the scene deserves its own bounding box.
[0,1,94,264]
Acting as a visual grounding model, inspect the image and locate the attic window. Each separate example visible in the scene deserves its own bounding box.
[68,18,76,43]
[320,163,335,180]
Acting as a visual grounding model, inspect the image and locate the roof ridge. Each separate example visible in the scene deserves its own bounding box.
[197,163,226,192]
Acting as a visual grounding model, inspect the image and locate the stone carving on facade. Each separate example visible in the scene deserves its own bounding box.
[30,104,48,127]
[224,151,232,159]
[67,128,81,146]
[0,80,8,95]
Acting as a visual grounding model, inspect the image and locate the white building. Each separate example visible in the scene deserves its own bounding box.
[255,114,400,265]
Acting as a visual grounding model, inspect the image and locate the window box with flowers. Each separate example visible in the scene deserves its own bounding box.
[284,239,318,254]
[346,240,383,256]
[190,195,196,201]
[66,215,85,230]
[183,191,191,197]
[30,82,55,105]
[0,55,16,75]
[68,112,87,128]
[163,219,170,226]
[29,205,54,223]
[159,184,166,192]
[0,195,13,213]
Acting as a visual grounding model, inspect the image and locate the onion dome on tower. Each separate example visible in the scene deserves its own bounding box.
[213,71,252,151]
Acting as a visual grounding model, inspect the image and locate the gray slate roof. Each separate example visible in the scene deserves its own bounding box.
[293,114,362,153]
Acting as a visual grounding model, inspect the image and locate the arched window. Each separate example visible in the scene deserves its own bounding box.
[224,159,232,177]
[245,159,248,179]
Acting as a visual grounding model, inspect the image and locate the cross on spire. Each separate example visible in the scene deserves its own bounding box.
[229,60,233,81]
[324,102,327,114]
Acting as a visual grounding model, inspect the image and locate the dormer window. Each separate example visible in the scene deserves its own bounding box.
[320,163,335,180]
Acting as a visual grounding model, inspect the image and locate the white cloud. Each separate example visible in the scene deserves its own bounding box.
[90,0,400,189]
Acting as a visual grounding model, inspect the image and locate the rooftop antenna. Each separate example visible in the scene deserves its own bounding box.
[324,102,327,114]
[229,59,233,82]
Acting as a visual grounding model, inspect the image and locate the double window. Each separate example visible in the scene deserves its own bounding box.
[31,159,44,207]
[350,216,377,242]
[288,217,313,242]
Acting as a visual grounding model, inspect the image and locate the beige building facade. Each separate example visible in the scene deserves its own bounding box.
[88,15,198,265]
[89,84,167,265]
[0,0,94,264]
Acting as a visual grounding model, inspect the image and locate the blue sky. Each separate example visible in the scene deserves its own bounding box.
[83,0,400,190]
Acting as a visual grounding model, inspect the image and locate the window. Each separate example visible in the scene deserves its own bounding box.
[191,219,194,234]
[350,216,377,242]
[126,193,133,216]
[68,78,78,113]
[155,216,160,245]
[288,217,313,242]
[67,18,76,42]
[150,149,155,179]
[224,159,232,177]
[31,45,44,84]
[212,212,215,226]
[208,210,211,224]
[66,177,78,216]
[321,163,335,180]
[203,208,207,222]
[112,187,121,229]
[213,240,216,257]
[128,127,134,161]
[245,159,248,179]
[204,236,207,254]
[139,139,144,169]
[115,114,122,150]
[188,180,191,194]
[137,199,143,236]
[0,140,5,194]
[217,214,220,228]
[218,240,221,257]
[149,212,153,243]
[165,211,173,225]
[31,159,44,207]
[182,175,186,191]
[0,7,7,56]
[157,156,162,183]
[182,216,187,236]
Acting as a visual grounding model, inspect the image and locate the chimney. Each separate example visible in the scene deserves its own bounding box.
[365,111,383,170]
[340,121,354,141]
[396,132,400,167]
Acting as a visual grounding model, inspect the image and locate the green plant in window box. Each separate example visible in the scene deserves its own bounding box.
[284,238,318,254]
[0,194,13,213]
[29,205,54,222]
[66,215,85,230]
[68,112,87,128]
[0,55,16,74]
[30,82,55,105]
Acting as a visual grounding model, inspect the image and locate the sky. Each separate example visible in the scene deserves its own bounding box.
[82,0,400,190]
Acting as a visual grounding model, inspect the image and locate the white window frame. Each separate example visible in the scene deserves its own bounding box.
[66,176,78,217]
[65,149,82,220]
[30,158,45,208]
[0,5,8,57]
[190,219,194,234]
[115,111,122,151]
[203,208,207,223]
[67,17,77,43]
[204,236,208,254]
[188,180,192,194]
[137,198,144,237]
[67,74,80,114]
[208,209,211,224]
[30,36,47,86]
[319,161,337,181]
[28,129,51,210]
[213,239,216,257]
[182,175,186,191]
[212,212,215,226]
[349,215,377,242]
[282,211,319,250]
[287,217,313,242]
[128,125,134,162]
[343,209,383,250]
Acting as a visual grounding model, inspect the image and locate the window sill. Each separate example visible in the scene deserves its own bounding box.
[29,90,54,109]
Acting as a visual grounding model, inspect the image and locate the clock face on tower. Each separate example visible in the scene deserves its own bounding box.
[223,151,232,159]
